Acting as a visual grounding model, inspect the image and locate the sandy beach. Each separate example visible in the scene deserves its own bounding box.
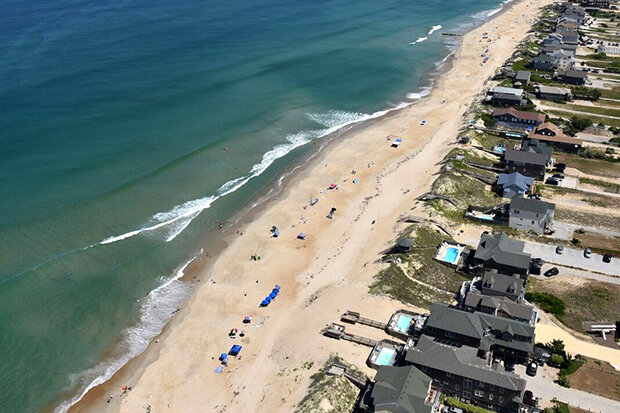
[66,1,605,412]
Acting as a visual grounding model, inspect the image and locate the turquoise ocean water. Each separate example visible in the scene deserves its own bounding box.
[0,0,507,411]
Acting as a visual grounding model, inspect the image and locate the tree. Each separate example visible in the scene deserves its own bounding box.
[550,354,565,367]
[547,339,566,356]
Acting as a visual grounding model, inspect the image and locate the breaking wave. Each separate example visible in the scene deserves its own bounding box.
[428,25,442,35]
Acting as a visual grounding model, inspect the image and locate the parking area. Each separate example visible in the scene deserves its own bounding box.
[544,173,578,189]
[516,364,620,412]
[523,241,619,276]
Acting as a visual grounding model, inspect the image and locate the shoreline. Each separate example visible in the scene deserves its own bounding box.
[66,0,557,411]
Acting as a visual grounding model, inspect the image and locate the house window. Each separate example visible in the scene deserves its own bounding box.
[475,389,484,398]
[446,372,454,378]
[475,380,485,388]
[499,396,504,404]
[445,331,456,339]
[489,385,495,391]
[464,378,473,387]
[456,384,460,390]
[489,394,494,401]
[499,387,504,394]
[531,220,535,225]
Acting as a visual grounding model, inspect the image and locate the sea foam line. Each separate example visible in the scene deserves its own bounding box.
[410,36,428,45]
[54,259,195,413]
[428,25,442,35]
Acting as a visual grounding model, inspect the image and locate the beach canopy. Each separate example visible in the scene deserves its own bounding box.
[268,292,277,299]
[229,345,242,356]
[273,230,280,237]
[397,238,414,248]
[298,232,306,240]
[261,298,271,307]
[271,288,279,295]
[220,353,228,361]
[215,366,223,373]
[243,316,252,323]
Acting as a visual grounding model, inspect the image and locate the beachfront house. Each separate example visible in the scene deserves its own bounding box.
[485,86,526,108]
[503,149,547,181]
[496,172,534,198]
[473,232,531,279]
[532,53,556,71]
[526,122,582,152]
[536,85,573,102]
[520,140,552,164]
[555,30,578,46]
[480,270,524,302]
[491,108,545,128]
[420,303,535,363]
[405,336,528,413]
[359,365,441,413]
[514,71,531,86]
[462,290,536,325]
[562,5,586,25]
[556,69,587,85]
[509,197,556,235]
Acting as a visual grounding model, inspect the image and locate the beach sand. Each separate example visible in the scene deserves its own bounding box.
[68,1,607,412]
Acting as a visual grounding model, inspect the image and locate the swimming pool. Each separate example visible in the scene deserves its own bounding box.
[375,347,396,366]
[443,247,459,264]
[395,315,413,333]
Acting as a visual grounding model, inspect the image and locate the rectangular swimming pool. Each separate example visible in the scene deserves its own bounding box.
[375,348,396,366]
[395,315,413,333]
[443,247,459,264]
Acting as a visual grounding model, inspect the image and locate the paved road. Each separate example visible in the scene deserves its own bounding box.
[515,365,620,413]
[524,241,619,276]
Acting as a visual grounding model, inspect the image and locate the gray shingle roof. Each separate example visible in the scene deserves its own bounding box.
[371,365,433,413]
[464,292,535,322]
[504,149,547,166]
[425,303,535,354]
[497,172,534,192]
[405,335,527,392]
[474,232,531,270]
[510,197,556,215]
[482,270,523,296]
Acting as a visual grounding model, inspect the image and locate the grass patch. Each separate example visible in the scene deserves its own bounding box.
[566,357,620,401]
[545,109,620,128]
[555,208,620,232]
[579,176,620,193]
[569,231,620,256]
[599,85,620,100]
[554,152,620,178]
[444,397,496,413]
[542,184,620,209]
[524,291,565,317]
[369,225,466,308]
[295,356,366,413]
[528,280,620,332]
[431,171,501,208]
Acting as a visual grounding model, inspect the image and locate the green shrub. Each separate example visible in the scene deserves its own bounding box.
[550,353,565,367]
[525,292,566,317]
[444,397,496,413]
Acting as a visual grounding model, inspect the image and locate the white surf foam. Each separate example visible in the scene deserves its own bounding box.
[54,259,194,413]
[406,88,431,100]
[98,106,410,247]
[409,36,428,45]
[428,25,442,35]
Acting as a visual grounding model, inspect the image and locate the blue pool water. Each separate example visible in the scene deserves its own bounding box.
[444,247,460,263]
[396,315,413,333]
[376,347,396,366]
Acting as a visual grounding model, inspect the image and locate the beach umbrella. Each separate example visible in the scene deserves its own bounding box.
[220,353,228,361]
[297,232,306,240]
[243,316,252,323]
[229,328,238,337]
[229,345,243,356]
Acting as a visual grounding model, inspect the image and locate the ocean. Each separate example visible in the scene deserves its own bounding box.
[0,0,506,411]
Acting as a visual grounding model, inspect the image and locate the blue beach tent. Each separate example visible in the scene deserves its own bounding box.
[271,288,279,296]
[219,353,228,361]
[268,292,277,300]
[229,345,242,356]
[261,298,271,307]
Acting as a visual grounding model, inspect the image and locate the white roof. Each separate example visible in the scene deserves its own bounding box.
[488,86,524,97]
[538,85,571,94]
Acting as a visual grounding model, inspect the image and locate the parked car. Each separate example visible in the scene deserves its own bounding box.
[527,362,538,377]
[546,177,559,186]
[532,258,544,265]
[552,173,564,179]
[528,194,541,200]
[544,267,559,277]
[556,245,564,254]
[505,363,515,372]
[523,390,534,406]
[443,407,464,413]
[603,253,612,263]
[555,163,566,172]
[584,248,592,258]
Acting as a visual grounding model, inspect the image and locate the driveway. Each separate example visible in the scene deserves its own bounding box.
[523,241,620,276]
[532,263,620,285]
[516,364,620,413]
